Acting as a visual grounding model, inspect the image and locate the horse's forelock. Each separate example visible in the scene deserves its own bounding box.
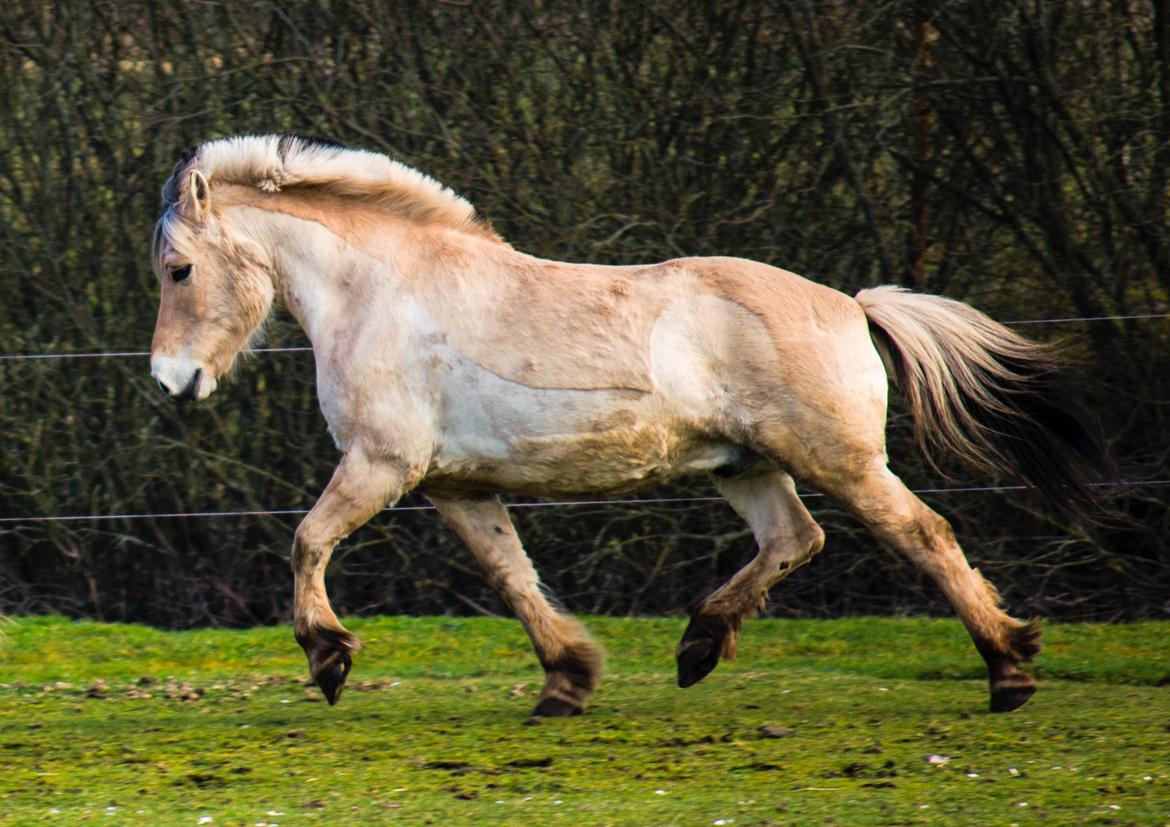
[151,210,178,276]
[161,143,203,207]
[151,203,201,278]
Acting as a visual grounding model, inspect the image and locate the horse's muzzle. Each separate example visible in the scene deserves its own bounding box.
[151,353,213,401]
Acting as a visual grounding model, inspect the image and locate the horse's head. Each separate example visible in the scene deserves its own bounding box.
[150,167,275,401]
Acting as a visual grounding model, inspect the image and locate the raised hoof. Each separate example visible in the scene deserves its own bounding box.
[314,648,353,706]
[531,697,583,718]
[989,682,1036,713]
[676,638,722,688]
[297,627,358,706]
[676,614,729,688]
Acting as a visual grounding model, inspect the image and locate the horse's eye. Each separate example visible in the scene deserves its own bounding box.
[170,264,192,283]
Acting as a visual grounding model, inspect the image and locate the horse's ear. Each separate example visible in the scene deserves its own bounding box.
[183,170,211,223]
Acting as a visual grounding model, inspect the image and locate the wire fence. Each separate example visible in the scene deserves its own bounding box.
[3,481,1167,525]
[1,311,1165,524]
[1,312,1166,362]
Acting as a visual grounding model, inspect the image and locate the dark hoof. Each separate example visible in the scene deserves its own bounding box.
[314,648,352,706]
[676,613,730,688]
[531,697,583,718]
[676,639,721,688]
[990,683,1035,713]
[297,627,358,706]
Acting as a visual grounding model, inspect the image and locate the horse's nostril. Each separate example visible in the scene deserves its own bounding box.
[174,368,201,402]
[156,379,167,395]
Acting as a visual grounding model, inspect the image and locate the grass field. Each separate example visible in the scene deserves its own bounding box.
[1,615,1167,825]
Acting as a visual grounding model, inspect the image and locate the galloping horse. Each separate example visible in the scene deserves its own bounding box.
[150,134,1112,717]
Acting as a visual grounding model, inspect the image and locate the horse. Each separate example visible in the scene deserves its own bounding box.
[149,134,1113,717]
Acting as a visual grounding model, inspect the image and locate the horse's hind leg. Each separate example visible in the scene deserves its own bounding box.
[293,451,407,705]
[431,495,605,717]
[677,468,825,688]
[826,462,1040,712]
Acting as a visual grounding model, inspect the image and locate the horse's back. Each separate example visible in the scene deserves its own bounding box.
[683,256,870,353]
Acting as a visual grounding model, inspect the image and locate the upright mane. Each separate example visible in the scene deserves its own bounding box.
[161,134,498,239]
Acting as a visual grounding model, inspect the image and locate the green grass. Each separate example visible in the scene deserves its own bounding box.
[1,616,1168,825]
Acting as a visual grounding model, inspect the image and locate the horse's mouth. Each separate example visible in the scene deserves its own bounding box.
[174,368,202,402]
[152,355,216,402]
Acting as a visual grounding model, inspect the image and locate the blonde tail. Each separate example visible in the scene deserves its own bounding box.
[856,286,1115,519]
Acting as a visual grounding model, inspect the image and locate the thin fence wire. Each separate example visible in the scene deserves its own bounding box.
[0,345,312,362]
[1,313,1166,362]
[3,481,1167,524]
[1004,312,1170,326]
[2,311,1164,525]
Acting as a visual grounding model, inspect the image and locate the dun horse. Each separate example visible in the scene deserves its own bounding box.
[150,135,1113,717]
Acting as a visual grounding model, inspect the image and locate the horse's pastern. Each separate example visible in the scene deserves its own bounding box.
[989,680,1036,713]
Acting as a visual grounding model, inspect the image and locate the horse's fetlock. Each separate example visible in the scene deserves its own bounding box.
[974,623,1040,714]
[533,646,601,718]
[1008,617,1042,662]
[719,623,742,660]
[296,620,360,656]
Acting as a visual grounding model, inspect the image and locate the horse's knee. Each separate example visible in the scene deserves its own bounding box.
[291,519,337,574]
[290,536,315,574]
[911,508,956,554]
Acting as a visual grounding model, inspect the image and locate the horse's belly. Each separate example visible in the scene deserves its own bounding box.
[426,423,744,498]
[425,339,740,496]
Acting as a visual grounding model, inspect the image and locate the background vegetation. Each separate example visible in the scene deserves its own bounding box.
[1,1,1167,625]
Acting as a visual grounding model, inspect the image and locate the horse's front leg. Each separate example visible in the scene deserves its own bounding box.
[431,494,605,717]
[293,450,406,704]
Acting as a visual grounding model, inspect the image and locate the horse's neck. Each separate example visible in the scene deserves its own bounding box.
[237,202,676,394]
[238,205,387,350]
[244,202,500,353]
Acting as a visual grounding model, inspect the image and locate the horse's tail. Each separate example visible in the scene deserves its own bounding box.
[855,285,1117,520]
